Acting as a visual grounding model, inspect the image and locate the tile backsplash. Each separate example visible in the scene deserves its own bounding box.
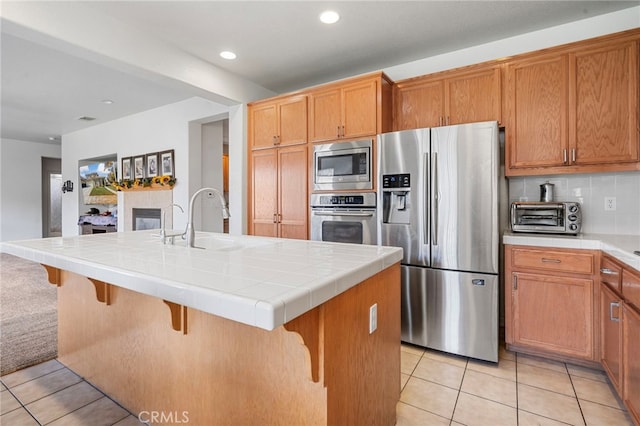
[508,171,640,235]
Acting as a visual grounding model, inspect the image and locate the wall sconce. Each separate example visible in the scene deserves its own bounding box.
[62,180,74,193]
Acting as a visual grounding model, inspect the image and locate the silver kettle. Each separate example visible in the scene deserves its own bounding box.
[540,181,555,202]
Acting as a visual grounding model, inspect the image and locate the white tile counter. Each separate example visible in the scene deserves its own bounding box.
[503,232,640,271]
[1,231,402,330]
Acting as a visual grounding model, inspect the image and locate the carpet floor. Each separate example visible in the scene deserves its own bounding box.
[0,253,57,376]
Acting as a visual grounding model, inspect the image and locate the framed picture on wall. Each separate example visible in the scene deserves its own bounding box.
[133,155,145,179]
[146,153,158,178]
[160,150,174,176]
[121,157,132,180]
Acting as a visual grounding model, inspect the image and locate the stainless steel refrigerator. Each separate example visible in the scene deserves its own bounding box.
[378,121,499,362]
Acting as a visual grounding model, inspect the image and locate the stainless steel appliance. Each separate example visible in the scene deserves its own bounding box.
[378,121,499,362]
[310,193,377,245]
[511,201,582,234]
[313,139,373,191]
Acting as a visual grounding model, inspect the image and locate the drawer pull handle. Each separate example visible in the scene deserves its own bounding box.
[610,301,620,322]
[600,268,619,275]
[541,258,561,263]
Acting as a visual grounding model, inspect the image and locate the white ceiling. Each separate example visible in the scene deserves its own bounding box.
[1,1,638,144]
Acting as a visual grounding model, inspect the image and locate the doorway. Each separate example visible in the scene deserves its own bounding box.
[41,157,62,237]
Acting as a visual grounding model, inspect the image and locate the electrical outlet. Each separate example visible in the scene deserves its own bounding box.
[369,303,377,334]
[605,197,616,211]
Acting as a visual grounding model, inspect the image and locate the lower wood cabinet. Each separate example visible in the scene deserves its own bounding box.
[505,245,597,361]
[624,302,640,425]
[600,282,623,394]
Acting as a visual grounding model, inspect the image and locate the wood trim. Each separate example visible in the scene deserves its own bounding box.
[163,300,188,334]
[41,264,61,286]
[87,278,111,305]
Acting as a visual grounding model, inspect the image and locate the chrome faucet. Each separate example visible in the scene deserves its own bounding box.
[160,203,184,245]
[185,187,230,248]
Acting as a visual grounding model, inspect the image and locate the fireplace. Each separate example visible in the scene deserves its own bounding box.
[117,190,173,232]
[132,208,161,231]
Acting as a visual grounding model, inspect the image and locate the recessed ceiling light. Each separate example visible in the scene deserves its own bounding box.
[101,99,114,105]
[220,51,237,60]
[48,136,59,141]
[320,10,340,24]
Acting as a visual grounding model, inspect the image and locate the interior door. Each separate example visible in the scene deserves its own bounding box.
[42,157,62,237]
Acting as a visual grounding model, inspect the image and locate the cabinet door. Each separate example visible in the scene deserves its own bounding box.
[309,88,342,142]
[278,96,308,147]
[277,145,308,240]
[571,41,639,165]
[250,149,278,237]
[506,55,568,169]
[623,303,640,425]
[600,283,623,394]
[342,79,378,139]
[511,272,593,359]
[250,103,278,149]
[446,67,502,125]
[394,80,444,130]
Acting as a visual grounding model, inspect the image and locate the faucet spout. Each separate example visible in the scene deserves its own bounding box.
[185,187,229,248]
[160,203,184,244]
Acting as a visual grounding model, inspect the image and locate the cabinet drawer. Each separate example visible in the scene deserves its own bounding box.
[512,248,594,275]
[623,268,640,310]
[600,256,623,293]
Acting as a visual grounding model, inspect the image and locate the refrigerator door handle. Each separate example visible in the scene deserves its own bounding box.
[432,151,438,246]
[423,152,429,247]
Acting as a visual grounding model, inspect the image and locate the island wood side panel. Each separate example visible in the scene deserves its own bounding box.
[56,263,400,425]
[57,270,327,425]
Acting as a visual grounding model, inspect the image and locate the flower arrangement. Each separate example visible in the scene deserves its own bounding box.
[113,175,176,191]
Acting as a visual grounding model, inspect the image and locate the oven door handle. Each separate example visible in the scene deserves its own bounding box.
[312,212,375,217]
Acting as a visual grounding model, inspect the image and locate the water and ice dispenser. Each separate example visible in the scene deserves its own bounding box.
[381,174,411,225]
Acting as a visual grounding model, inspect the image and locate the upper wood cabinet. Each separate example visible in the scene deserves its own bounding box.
[506,54,568,169]
[249,95,308,149]
[506,35,640,176]
[393,65,502,131]
[309,74,392,143]
[571,41,639,167]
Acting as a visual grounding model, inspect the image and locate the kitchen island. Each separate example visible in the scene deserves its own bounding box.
[1,231,403,425]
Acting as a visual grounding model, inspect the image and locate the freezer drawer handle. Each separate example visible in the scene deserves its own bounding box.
[472,279,485,286]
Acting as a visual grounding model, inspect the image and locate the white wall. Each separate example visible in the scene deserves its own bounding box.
[509,172,640,236]
[0,138,61,241]
[200,120,225,233]
[61,97,228,236]
[384,7,639,81]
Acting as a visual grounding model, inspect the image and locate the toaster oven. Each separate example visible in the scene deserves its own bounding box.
[511,202,582,234]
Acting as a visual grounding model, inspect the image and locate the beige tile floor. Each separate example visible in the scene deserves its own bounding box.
[1,346,635,425]
[398,343,635,426]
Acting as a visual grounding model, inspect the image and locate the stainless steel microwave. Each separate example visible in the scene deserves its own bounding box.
[511,202,582,234]
[313,139,373,191]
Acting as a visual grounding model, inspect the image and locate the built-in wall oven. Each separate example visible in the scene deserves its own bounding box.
[310,193,377,245]
[313,139,373,191]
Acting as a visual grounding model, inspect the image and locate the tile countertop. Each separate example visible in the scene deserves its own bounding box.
[0,231,403,331]
[503,232,640,271]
